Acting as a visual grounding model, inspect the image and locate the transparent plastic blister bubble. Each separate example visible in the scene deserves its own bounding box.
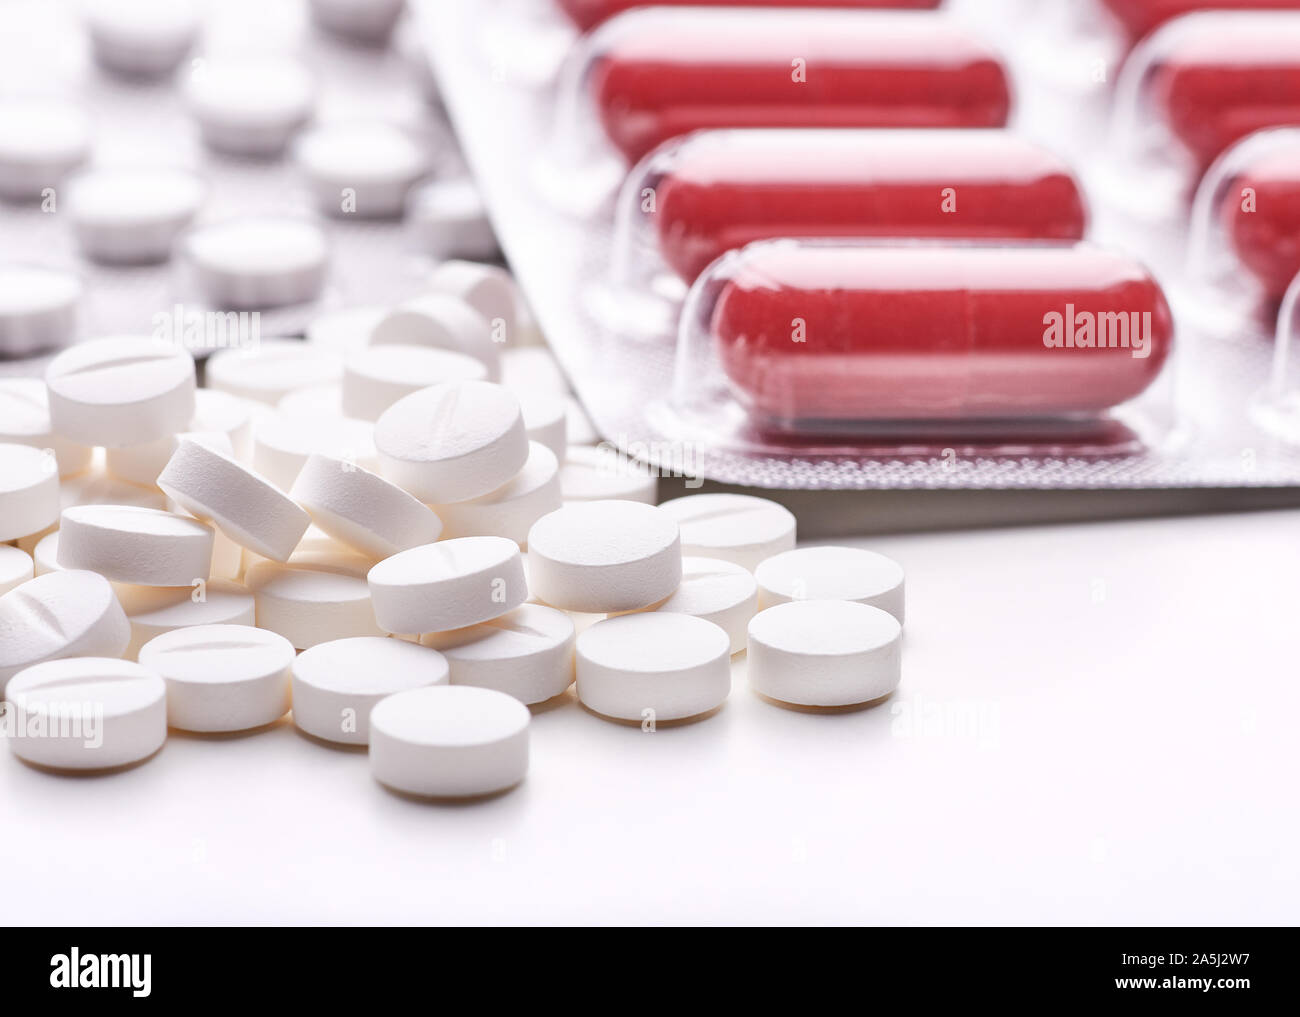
[536,6,1013,218]
[0,0,481,372]
[673,239,1179,458]
[599,128,1089,338]
[1186,127,1300,343]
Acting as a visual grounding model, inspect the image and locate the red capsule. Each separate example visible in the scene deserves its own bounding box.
[1223,140,1300,300]
[705,242,1173,422]
[651,130,1087,283]
[1149,13,1300,174]
[558,0,943,33]
[587,9,1010,164]
[1100,0,1300,46]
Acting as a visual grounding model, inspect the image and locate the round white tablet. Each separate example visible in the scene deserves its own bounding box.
[501,346,569,398]
[422,603,575,705]
[66,167,206,264]
[0,378,92,477]
[184,58,314,156]
[636,556,757,655]
[251,410,377,490]
[292,635,449,745]
[368,536,526,634]
[186,219,328,310]
[306,305,386,355]
[0,265,81,358]
[309,0,406,45]
[0,100,90,201]
[105,388,253,485]
[139,623,294,732]
[755,546,905,622]
[433,440,560,546]
[370,294,500,381]
[60,467,166,513]
[748,600,902,707]
[45,335,197,447]
[0,546,34,597]
[527,500,681,613]
[5,657,166,770]
[408,177,500,262]
[660,494,797,573]
[246,552,383,649]
[290,453,442,558]
[577,613,730,722]
[559,444,656,504]
[57,505,214,586]
[0,443,60,542]
[296,122,428,219]
[342,345,487,421]
[276,384,343,419]
[517,390,566,458]
[120,578,256,659]
[158,436,310,562]
[374,380,528,503]
[426,261,517,346]
[206,339,343,406]
[84,0,199,78]
[370,685,529,797]
[0,570,130,695]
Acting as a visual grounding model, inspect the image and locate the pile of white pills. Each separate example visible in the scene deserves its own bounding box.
[0,262,906,797]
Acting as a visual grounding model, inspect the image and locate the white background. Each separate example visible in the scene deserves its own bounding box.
[4,505,1297,925]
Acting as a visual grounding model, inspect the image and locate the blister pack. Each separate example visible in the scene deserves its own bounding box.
[422,0,1300,489]
[0,0,485,376]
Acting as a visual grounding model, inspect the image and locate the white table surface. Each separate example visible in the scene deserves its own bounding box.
[4,504,1298,926]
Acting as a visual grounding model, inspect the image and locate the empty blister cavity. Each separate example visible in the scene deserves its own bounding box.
[292,635,449,745]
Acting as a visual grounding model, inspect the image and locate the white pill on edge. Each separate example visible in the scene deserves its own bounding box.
[408,177,500,262]
[0,100,90,201]
[121,578,256,660]
[432,440,560,547]
[577,613,730,722]
[559,444,656,504]
[755,546,905,622]
[0,266,81,357]
[139,623,295,732]
[186,219,328,310]
[251,410,377,490]
[84,0,199,78]
[158,436,310,562]
[207,339,343,406]
[0,546,34,597]
[0,378,93,477]
[368,535,527,634]
[0,443,60,542]
[296,122,428,219]
[308,0,406,45]
[184,58,314,156]
[6,657,166,770]
[56,505,214,586]
[66,167,205,265]
[748,600,902,707]
[290,452,442,558]
[246,552,383,649]
[369,294,499,381]
[660,493,796,573]
[292,635,449,745]
[632,556,757,655]
[0,570,130,695]
[45,335,197,447]
[342,344,487,421]
[527,500,680,613]
[426,261,517,346]
[374,380,528,503]
[422,603,575,705]
[370,685,529,798]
